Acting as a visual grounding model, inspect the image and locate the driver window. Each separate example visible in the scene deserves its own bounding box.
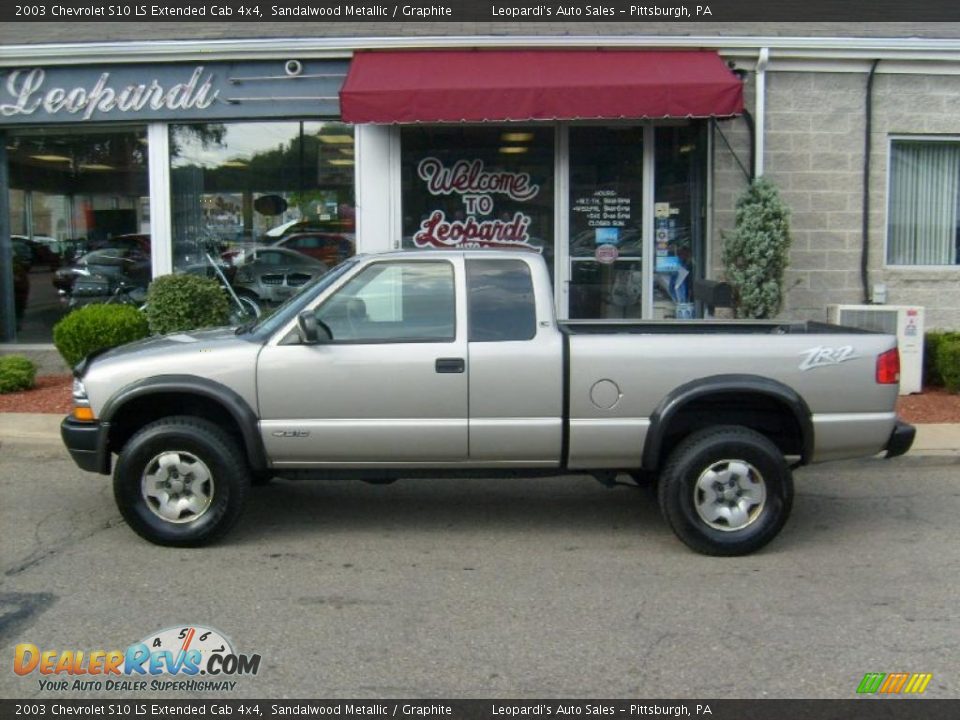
[316,261,455,342]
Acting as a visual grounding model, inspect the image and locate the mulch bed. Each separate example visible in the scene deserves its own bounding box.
[1,374,959,423]
[895,387,960,424]
[0,374,73,415]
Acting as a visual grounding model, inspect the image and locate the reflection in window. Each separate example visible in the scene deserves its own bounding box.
[317,262,455,343]
[5,126,149,342]
[654,125,707,319]
[568,126,644,320]
[467,259,536,342]
[169,121,357,275]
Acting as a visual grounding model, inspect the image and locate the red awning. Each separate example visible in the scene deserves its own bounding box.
[340,50,743,124]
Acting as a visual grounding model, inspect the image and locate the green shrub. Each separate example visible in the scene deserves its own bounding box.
[936,337,960,393]
[145,274,230,335]
[0,354,37,394]
[53,304,150,367]
[722,178,792,319]
[924,331,960,387]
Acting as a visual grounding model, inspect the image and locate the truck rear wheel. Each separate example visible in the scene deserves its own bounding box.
[113,416,250,547]
[658,426,793,556]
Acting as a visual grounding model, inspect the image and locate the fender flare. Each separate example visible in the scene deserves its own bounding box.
[642,374,814,470]
[100,375,267,471]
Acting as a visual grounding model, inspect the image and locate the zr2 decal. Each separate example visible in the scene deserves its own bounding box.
[799,345,858,371]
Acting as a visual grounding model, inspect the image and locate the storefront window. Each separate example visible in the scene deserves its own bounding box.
[5,126,149,342]
[568,127,644,319]
[170,121,356,307]
[400,127,555,272]
[654,124,708,318]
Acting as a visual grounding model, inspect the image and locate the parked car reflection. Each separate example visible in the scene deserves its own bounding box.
[270,231,354,267]
[225,245,329,305]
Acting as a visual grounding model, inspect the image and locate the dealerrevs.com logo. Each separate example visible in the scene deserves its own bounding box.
[13,625,260,692]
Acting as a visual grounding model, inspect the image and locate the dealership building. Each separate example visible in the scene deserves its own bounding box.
[1,22,959,346]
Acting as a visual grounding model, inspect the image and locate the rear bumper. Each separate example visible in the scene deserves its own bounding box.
[884,420,916,459]
[61,416,111,474]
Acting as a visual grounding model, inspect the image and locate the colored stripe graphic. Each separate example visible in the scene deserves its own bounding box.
[857,673,885,694]
[857,672,932,695]
[904,673,933,694]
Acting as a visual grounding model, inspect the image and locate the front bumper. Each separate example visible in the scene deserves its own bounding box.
[884,419,916,459]
[61,416,111,474]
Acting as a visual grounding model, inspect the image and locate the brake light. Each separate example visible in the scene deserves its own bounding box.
[876,348,901,385]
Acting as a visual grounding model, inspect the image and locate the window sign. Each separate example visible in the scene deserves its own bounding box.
[568,126,644,319]
[413,157,538,250]
[401,127,554,264]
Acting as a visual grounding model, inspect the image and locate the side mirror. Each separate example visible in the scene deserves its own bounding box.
[297,310,331,345]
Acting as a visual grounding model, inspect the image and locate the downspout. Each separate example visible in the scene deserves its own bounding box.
[754,47,769,178]
[861,60,881,303]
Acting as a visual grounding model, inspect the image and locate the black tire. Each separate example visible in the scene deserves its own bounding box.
[229,293,261,325]
[657,426,793,556]
[113,416,251,547]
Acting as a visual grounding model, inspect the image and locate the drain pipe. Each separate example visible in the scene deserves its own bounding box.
[861,60,881,303]
[754,47,769,178]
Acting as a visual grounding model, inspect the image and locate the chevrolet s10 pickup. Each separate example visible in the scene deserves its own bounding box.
[62,250,915,555]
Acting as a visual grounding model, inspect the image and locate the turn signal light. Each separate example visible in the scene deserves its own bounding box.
[876,348,901,385]
[72,406,96,422]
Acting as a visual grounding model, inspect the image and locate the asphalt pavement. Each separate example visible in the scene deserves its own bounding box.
[0,423,958,700]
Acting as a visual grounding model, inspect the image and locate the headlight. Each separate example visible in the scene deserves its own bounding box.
[72,378,88,401]
[71,379,96,422]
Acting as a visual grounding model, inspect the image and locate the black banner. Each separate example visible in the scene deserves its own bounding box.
[2,700,960,720]
[3,0,960,22]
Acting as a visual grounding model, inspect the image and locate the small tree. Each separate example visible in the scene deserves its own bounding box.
[722,178,792,319]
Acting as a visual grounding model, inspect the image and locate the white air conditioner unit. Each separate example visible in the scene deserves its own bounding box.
[826,305,924,394]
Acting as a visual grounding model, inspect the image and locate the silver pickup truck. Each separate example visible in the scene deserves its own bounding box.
[62,250,915,555]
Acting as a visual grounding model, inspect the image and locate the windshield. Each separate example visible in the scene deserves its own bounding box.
[247,257,359,340]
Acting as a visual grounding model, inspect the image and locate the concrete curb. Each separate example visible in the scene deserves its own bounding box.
[1,413,959,455]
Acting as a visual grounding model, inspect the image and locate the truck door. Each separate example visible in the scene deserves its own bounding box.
[466,258,564,465]
[257,257,468,465]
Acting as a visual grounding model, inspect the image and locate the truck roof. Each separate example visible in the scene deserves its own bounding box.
[362,248,545,261]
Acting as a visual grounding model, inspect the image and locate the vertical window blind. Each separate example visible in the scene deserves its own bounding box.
[888,140,960,266]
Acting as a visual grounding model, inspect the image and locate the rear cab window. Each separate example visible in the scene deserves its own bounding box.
[467,259,537,342]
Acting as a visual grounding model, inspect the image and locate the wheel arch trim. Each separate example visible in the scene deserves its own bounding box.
[642,374,814,471]
[100,375,267,471]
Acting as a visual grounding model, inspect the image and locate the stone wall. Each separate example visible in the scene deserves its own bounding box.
[712,70,960,330]
[871,73,960,330]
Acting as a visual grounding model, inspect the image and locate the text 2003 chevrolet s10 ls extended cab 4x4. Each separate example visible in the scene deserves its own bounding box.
[62,251,915,555]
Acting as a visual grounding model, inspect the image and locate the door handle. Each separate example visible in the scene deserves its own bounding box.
[435,357,465,374]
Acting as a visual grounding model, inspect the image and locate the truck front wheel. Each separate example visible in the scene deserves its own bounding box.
[113,416,251,547]
[658,426,793,556]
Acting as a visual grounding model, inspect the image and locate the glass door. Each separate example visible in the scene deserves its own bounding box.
[566,126,646,319]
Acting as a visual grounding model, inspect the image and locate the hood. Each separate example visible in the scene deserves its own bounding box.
[81,327,262,417]
[93,327,242,365]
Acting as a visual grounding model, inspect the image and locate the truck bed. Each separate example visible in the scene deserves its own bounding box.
[559,320,874,335]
